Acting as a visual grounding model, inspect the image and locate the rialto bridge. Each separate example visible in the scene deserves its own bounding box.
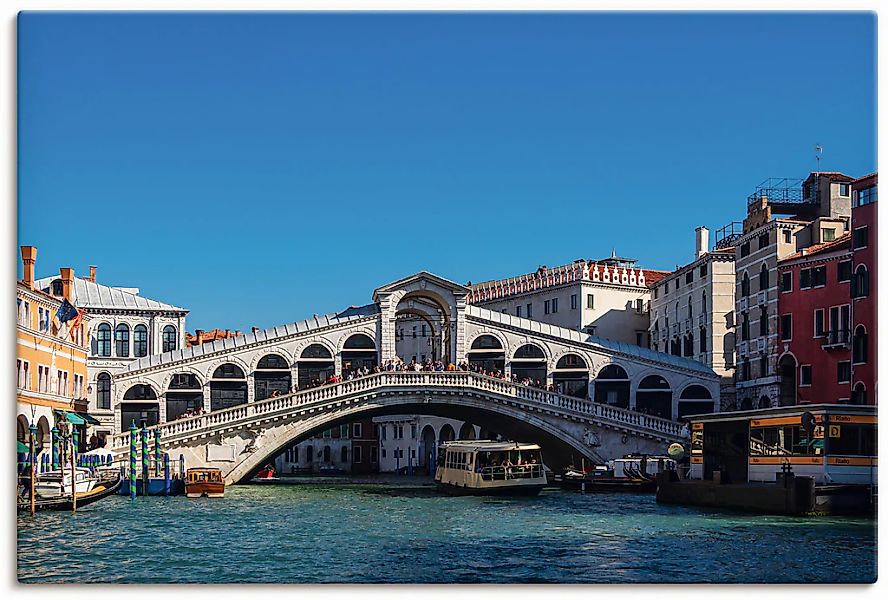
[108,273,719,482]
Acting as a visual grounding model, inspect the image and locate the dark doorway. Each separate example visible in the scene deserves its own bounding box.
[702,420,749,483]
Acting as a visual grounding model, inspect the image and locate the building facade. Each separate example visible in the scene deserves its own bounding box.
[648,226,737,406]
[776,235,853,406]
[732,173,853,410]
[17,246,92,453]
[850,173,877,405]
[274,417,379,474]
[34,266,188,440]
[374,415,485,473]
[468,256,667,346]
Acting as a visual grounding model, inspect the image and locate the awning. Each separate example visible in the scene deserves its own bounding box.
[17,440,29,454]
[54,410,101,426]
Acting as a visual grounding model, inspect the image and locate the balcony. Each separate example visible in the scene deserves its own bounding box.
[757,290,768,305]
[822,329,851,350]
[739,297,748,311]
[698,314,707,327]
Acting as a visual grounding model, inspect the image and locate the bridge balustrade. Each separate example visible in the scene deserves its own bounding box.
[109,371,687,452]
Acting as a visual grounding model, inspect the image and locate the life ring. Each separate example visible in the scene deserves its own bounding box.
[621,434,629,444]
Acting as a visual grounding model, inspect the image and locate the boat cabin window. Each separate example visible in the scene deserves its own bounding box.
[827,424,876,456]
[749,425,823,457]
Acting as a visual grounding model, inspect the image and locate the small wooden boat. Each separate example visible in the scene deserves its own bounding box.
[185,468,225,498]
[18,473,122,512]
[256,465,276,479]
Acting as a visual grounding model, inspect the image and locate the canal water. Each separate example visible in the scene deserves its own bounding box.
[17,478,877,584]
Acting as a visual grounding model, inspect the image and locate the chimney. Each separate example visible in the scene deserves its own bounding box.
[195,329,204,344]
[59,267,75,301]
[695,226,710,259]
[252,326,260,334]
[20,246,36,290]
[234,330,241,336]
[89,266,97,283]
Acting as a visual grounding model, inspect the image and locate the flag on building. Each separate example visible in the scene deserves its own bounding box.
[56,298,79,324]
[69,308,86,340]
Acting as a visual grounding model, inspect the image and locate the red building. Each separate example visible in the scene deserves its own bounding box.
[776,234,854,404]
[850,173,877,404]
[350,417,380,474]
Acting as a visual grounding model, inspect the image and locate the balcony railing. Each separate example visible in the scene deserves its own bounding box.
[822,329,851,349]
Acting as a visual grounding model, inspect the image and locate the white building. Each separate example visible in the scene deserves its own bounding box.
[374,415,485,473]
[274,423,354,474]
[468,255,667,346]
[34,266,188,440]
[648,227,736,407]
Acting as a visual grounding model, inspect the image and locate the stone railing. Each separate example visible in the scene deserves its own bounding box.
[109,371,687,452]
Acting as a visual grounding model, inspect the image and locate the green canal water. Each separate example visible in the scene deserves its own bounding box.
[17,478,877,584]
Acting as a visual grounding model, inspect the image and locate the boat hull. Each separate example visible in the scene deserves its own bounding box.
[19,475,122,512]
[185,482,225,498]
[436,481,545,496]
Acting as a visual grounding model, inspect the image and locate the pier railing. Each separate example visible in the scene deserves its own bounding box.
[108,372,687,452]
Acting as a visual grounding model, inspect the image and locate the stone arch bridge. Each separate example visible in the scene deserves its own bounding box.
[107,272,716,481]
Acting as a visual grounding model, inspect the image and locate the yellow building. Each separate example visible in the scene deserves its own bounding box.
[16,246,92,456]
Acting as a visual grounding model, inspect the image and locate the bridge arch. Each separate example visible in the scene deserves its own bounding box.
[296,342,336,388]
[510,343,549,383]
[209,363,248,412]
[222,392,604,483]
[458,422,476,440]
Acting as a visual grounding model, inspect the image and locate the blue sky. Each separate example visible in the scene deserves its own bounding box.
[18,12,876,332]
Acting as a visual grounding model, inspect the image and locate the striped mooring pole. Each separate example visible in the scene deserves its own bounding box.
[51,426,60,471]
[163,453,171,496]
[141,424,149,497]
[129,420,138,499]
[154,429,162,477]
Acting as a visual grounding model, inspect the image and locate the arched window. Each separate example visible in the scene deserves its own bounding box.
[306,446,314,462]
[96,372,111,410]
[301,344,333,359]
[853,265,869,298]
[555,354,587,370]
[513,344,545,359]
[133,324,148,357]
[702,291,707,315]
[699,327,707,352]
[323,445,331,462]
[852,382,867,405]
[471,335,502,350]
[684,333,694,356]
[759,263,769,291]
[687,296,693,320]
[51,279,63,296]
[341,446,348,463]
[741,272,750,297]
[212,364,245,379]
[343,334,375,349]
[115,324,130,357]
[636,375,672,419]
[257,354,289,369]
[96,323,112,357]
[162,325,177,353]
[853,325,868,364]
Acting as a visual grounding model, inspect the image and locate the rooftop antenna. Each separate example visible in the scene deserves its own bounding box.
[814,144,823,171]
[611,247,617,259]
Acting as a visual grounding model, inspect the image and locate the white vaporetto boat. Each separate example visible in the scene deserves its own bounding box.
[33,467,97,499]
[434,440,547,496]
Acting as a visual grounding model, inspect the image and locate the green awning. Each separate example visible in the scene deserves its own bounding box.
[54,410,102,426]
[17,440,29,454]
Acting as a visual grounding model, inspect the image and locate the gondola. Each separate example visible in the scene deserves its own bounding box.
[18,473,123,513]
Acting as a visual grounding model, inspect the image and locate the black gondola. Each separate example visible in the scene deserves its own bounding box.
[18,473,122,513]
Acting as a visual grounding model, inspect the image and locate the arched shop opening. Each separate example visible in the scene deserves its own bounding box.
[511,344,547,383]
[678,385,715,420]
[121,384,159,429]
[166,373,203,420]
[552,353,589,398]
[419,425,437,471]
[635,375,672,419]
[209,364,248,411]
[254,354,292,400]
[438,423,455,443]
[341,334,378,373]
[467,335,505,373]
[298,344,335,389]
[458,422,476,440]
[594,365,630,409]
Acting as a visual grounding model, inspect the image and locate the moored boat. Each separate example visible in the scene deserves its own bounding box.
[33,467,97,499]
[560,455,677,493]
[434,440,547,496]
[18,472,122,512]
[185,468,225,498]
